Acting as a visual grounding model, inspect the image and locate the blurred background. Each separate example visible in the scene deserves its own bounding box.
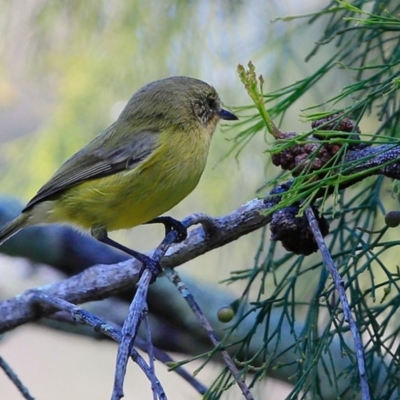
[0,1,356,399]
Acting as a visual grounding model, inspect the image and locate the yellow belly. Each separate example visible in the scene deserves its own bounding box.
[48,136,209,231]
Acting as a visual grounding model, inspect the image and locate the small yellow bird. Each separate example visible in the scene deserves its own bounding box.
[0,76,237,263]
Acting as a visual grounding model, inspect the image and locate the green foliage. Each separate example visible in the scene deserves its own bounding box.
[215,1,400,399]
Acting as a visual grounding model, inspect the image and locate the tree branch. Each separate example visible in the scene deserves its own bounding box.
[1,142,400,332]
[0,142,399,399]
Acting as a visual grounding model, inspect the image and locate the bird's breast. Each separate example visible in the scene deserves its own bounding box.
[50,126,212,231]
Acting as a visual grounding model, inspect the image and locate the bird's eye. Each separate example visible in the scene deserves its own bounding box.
[207,97,216,110]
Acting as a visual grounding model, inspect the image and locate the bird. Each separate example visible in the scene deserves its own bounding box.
[0,76,238,266]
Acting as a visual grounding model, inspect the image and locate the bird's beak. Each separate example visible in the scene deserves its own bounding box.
[219,109,238,121]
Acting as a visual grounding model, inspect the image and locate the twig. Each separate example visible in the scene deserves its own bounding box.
[112,229,181,400]
[46,302,207,394]
[164,267,254,400]
[0,356,35,400]
[39,298,209,395]
[111,214,254,399]
[27,291,167,399]
[305,206,370,400]
[143,313,158,400]
[148,349,207,395]
[111,269,153,400]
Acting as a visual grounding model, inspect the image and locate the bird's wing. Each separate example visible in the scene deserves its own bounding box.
[23,127,161,211]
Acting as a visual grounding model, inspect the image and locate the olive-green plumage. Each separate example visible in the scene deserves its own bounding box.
[0,76,237,245]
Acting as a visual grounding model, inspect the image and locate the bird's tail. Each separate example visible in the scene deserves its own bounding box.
[0,213,30,246]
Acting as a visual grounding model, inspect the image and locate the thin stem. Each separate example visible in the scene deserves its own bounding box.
[305,206,370,400]
[164,267,255,400]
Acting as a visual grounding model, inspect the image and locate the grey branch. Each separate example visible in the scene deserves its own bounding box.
[305,206,370,400]
[0,142,399,399]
